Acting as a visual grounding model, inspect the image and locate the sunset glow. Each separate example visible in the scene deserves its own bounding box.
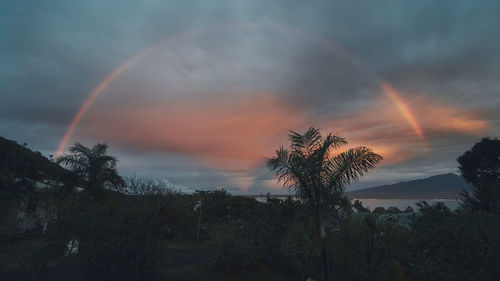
[45,21,493,193]
[54,23,363,158]
[380,83,425,140]
[80,93,307,169]
[2,0,498,193]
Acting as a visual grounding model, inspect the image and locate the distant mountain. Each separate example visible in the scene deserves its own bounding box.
[346,173,469,199]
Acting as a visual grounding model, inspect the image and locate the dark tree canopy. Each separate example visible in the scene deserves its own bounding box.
[457,137,500,212]
[57,143,124,196]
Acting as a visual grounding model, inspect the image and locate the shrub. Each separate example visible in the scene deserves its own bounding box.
[206,196,282,271]
[410,203,500,280]
[60,193,165,281]
[209,220,262,270]
[279,219,321,278]
[327,217,412,281]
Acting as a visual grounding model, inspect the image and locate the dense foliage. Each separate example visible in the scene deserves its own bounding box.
[2,137,500,281]
[410,202,500,280]
[457,137,500,213]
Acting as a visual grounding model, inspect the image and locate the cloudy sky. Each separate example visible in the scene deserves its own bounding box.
[1,0,499,194]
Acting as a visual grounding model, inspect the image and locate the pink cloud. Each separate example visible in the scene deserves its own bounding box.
[79,89,489,186]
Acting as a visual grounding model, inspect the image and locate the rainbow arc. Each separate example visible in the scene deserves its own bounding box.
[55,23,426,157]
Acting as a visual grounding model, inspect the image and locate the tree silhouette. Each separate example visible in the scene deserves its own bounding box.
[267,127,382,281]
[57,143,124,196]
[457,137,500,213]
[353,199,368,213]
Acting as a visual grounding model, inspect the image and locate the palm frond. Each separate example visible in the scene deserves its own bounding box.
[267,147,296,186]
[267,127,382,212]
[92,143,109,157]
[103,167,125,187]
[57,142,122,195]
[56,154,89,173]
[69,142,91,155]
[326,146,383,193]
[289,127,323,156]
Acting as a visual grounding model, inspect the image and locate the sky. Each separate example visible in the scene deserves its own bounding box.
[1,0,499,194]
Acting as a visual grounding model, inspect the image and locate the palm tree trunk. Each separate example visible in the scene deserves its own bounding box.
[317,213,329,281]
[321,237,329,281]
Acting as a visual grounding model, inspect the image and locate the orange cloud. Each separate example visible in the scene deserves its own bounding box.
[411,98,489,135]
[81,93,308,170]
[80,88,489,189]
[319,92,489,165]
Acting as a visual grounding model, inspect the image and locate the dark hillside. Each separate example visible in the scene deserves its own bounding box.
[346,173,468,199]
[0,136,66,180]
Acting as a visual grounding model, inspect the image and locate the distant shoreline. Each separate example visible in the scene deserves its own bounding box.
[241,193,461,200]
[344,193,460,200]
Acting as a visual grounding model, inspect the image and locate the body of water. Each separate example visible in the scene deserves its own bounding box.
[355,198,460,211]
[253,196,460,211]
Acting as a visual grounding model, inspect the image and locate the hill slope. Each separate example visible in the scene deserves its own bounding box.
[0,136,66,180]
[346,173,469,199]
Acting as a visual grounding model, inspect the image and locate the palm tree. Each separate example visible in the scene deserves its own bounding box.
[56,143,124,196]
[267,127,382,281]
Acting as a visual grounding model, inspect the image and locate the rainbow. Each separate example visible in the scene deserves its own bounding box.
[55,23,427,157]
[380,82,425,139]
[55,48,154,157]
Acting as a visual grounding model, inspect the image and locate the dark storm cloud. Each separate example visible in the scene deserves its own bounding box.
[1,0,499,193]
